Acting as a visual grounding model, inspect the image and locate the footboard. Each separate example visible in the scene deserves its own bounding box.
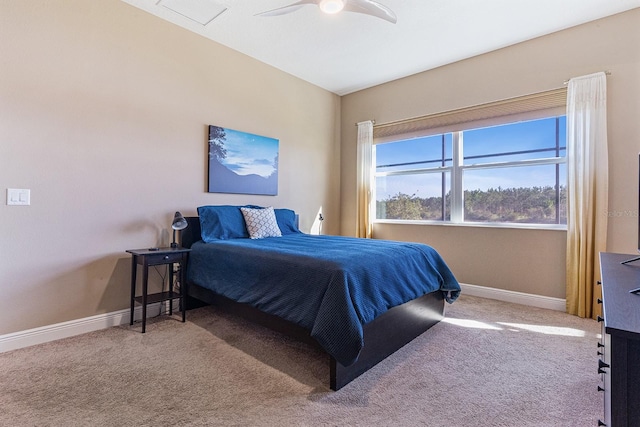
[331,291,444,390]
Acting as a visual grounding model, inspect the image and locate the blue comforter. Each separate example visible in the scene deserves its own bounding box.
[187,234,460,366]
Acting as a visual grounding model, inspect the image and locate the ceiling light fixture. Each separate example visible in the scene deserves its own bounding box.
[319,0,345,14]
[256,0,397,24]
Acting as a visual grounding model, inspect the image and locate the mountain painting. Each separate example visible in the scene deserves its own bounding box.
[208,125,279,195]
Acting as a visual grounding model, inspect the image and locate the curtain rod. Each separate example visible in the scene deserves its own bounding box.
[564,70,611,85]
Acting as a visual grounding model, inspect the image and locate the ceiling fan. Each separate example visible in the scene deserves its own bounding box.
[256,0,397,24]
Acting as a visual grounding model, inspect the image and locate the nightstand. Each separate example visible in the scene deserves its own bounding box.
[126,247,191,333]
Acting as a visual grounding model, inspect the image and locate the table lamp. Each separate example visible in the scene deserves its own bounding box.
[171,211,188,248]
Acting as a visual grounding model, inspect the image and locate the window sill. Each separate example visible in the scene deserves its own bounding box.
[374,219,567,232]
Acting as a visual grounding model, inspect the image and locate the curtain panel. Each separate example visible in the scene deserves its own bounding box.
[356,120,374,238]
[566,72,609,319]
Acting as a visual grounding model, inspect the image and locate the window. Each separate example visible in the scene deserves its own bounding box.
[373,89,567,227]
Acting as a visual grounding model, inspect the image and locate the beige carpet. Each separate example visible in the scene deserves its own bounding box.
[0,295,601,426]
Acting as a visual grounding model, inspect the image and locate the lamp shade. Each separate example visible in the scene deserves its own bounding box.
[172,211,188,231]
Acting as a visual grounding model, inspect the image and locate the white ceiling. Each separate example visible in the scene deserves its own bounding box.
[121,0,640,95]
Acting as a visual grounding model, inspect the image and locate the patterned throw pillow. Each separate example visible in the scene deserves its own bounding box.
[240,206,282,239]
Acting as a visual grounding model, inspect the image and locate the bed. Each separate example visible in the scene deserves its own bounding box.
[181,205,460,390]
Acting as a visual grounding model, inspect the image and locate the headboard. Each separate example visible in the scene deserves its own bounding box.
[180,217,202,249]
[179,214,300,249]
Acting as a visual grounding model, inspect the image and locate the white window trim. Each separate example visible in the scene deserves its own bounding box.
[373,124,567,230]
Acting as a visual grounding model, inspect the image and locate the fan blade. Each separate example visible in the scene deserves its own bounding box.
[343,0,397,23]
[255,0,318,17]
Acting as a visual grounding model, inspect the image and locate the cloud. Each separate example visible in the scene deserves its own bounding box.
[218,127,279,177]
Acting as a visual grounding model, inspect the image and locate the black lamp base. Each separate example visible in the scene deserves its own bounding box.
[171,229,178,248]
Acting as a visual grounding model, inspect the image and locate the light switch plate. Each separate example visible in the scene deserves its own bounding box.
[7,188,30,205]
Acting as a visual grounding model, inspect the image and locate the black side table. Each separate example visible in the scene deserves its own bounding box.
[126,247,191,333]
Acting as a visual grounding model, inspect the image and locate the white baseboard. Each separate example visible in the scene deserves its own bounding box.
[459,283,566,312]
[1,285,565,354]
[0,302,167,354]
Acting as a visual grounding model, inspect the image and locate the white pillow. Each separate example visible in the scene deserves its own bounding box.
[240,207,282,239]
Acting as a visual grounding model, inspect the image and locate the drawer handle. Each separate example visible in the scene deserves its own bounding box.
[598,420,606,426]
[164,255,169,260]
[597,281,602,285]
[597,342,604,348]
[597,316,604,323]
[598,359,610,374]
[598,386,604,392]
[597,298,602,304]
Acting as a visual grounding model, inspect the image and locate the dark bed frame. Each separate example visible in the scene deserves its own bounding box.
[180,216,445,391]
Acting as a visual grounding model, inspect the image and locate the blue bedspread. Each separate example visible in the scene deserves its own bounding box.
[187,234,460,366]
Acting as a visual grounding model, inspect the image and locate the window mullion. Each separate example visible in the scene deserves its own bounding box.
[555,117,561,224]
[441,134,446,220]
[451,132,464,222]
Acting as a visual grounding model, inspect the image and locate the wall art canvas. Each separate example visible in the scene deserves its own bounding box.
[208,125,279,195]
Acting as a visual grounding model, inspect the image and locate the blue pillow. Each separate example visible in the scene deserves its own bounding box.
[197,205,301,241]
[274,208,301,235]
[198,205,249,241]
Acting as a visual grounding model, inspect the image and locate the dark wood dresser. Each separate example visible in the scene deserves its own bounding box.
[599,252,640,426]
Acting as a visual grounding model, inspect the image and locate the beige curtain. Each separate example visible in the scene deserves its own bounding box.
[356,120,374,238]
[566,72,609,319]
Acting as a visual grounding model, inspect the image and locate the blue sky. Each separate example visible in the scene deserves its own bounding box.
[221,128,279,177]
[375,117,566,199]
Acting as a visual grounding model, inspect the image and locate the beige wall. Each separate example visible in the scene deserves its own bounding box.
[0,0,341,334]
[2,3,638,336]
[340,9,640,299]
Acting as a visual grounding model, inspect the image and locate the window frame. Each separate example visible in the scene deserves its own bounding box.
[372,90,568,230]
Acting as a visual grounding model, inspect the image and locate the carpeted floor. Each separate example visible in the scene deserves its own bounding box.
[0,295,602,426]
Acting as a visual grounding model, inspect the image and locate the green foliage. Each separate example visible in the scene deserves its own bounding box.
[379,193,422,220]
[377,186,566,224]
[209,126,227,161]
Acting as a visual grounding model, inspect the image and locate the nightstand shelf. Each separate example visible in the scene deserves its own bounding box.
[134,291,181,306]
[127,247,191,333]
